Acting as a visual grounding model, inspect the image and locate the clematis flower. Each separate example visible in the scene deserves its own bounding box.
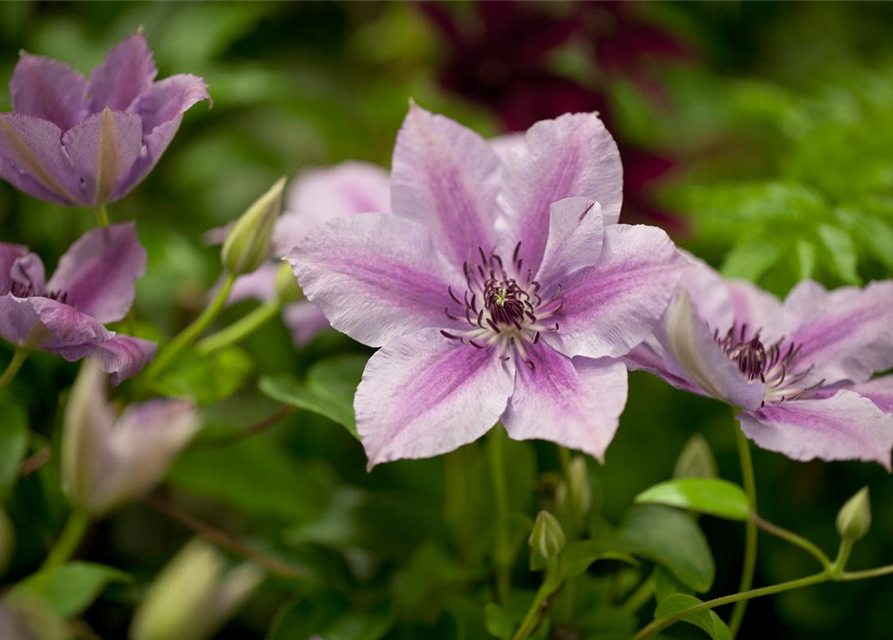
[62,359,199,516]
[0,31,209,207]
[627,262,893,468]
[289,105,686,466]
[0,222,155,384]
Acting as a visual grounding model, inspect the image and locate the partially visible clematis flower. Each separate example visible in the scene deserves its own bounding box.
[0,31,209,207]
[290,105,687,466]
[627,262,893,468]
[62,359,199,516]
[0,222,155,384]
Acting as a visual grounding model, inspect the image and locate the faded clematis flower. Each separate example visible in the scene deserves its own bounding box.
[289,105,687,466]
[62,360,199,516]
[0,222,155,383]
[627,262,893,468]
[0,32,209,207]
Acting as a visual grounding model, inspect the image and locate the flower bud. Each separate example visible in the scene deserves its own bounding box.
[556,456,591,518]
[62,360,199,517]
[673,433,718,479]
[221,178,286,276]
[836,486,871,543]
[130,538,263,640]
[529,510,565,562]
[0,506,13,577]
[274,260,302,304]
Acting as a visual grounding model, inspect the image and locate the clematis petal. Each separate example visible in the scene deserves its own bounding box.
[548,224,686,360]
[10,53,88,131]
[738,390,893,470]
[226,263,279,305]
[0,295,47,347]
[29,296,112,348]
[391,103,501,262]
[0,244,34,294]
[847,376,893,414]
[355,328,514,468]
[47,222,147,324]
[288,213,461,348]
[0,113,80,204]
[10,253,46,295]
[502,347,627,461]
[624,338,704,397]
[489,133,524,161]
[282,301,330,347]
[62,109,144,206]
[86,335,157,385]
[88,32,157,112]
[777,280,893,385]
[499,112,622,274]
[726,279,783,338]
[130,74,211,134]
[535,197,604,287]
[676,260,734,333]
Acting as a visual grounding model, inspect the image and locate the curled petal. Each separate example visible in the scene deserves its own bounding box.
[47,222,147,323]
[738,390,893,470]
[502,347,627,462]
[289,213,461,348]
[391,103,501,262]
[0,114,80,205]
[88,32,157,112]
[282,301,330,347]
[535,198,604,287]
[847,375,893,415]
[624,338,704,397]
[0,244,30,294]
[500,112,622,274]
[11,53,87,131]
[355,329,514,467]
[86,335,157,386]
[119,115,182,196]
[0,295,110,349]
[130,74,211,134]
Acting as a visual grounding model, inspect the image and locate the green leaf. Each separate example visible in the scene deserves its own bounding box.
[11,562,129,618]
[152,345,253,405]
[260,354,368,439]
[561,540,639,579]
[635,478,750,521]
[653,565,694,602]
[817,224,861,284]
[844,211,893,270]
[615,505,715,593]
[794,239,817,280]
[720,236,783,281]
[484,602,514,640]
[655,594,732,640]
[0,400,28,500]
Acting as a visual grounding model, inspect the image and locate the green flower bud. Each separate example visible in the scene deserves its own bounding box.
[529,510,565,562]
[836,486,871,543]
[556,456,591,518]
[274,260,302,304]
[221,178,286,276]
[0,505,13,576]
[673,433,718,479]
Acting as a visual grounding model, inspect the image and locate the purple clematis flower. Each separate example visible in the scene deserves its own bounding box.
[0,32,209,207]
[0,222,155,384]
[289,105,686,466]
[627,262,893,468]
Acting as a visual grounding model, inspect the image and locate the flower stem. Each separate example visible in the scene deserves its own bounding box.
[0,347,28,395]
[94,205,110,228]
[488,426,511,603]
[40,509,91,575]
[511,565,560,640]
[751,513,831,569]
[840,563,893,581]
[196,300,281,355]
[730,418,757,637]
[145,273,237,379]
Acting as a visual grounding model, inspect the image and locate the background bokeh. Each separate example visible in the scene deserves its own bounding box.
[2,2,893,638]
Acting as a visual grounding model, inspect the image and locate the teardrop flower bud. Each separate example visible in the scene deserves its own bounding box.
[836,486,871,543]
[673,433,718,479]
[529,510,566,562]
[222,178,286,276]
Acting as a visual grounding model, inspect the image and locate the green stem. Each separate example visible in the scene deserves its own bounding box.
[511,557,561,640]
[621,576,656,615]
[489,426,511,603]
[145,273,237,379]
[196,300,281,354]
[94,205,110,228]
[830,538,854,578]
[840,563,893,581]
[40,509,91,575]
[557,445,579,533]
[751,514,831,569]
[0,347,28,395]
[730,419,758,637]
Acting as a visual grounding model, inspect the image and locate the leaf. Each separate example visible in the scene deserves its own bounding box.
[817,224,861,284]
[10,562,129,618]
[561,540,639,579]
[484,602,514,640]
[654,594,732,640]
[720,236,783,282]
[794,239,817,280]
[260,354,368,439]
[0,400,28,500]
[653,565,694,602]
[615,505,715,593]
[634,478,750,521]
[152,345,253,405]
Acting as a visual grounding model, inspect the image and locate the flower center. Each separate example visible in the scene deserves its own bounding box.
[441,243,563,370]
[8,275,67,303]
[714,323,823,405]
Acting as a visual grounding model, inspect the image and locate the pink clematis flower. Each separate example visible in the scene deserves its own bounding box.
[0,222,155,384]
[627,262,893,468]
[289,105,687,466]
[0,32,209,207]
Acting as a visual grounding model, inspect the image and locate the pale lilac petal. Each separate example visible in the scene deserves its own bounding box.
[776,280,893,385]
[355,329,514,467]
[47,222,146,324]
[130,74,211,134]
[10,253,46,295]
[282,301,330,347]
[391,104,501,262]
[61,109,144,206]
[0,294,45,346]
[535,198,604,287]
[87,335,157,385]
[726,279,783,338]
[30,296,112,348]
[502,348,627,461]
[227,263,279,305]
[738,390,893,470]
[624,339,703,397]
[120,115,182,193]
[547,224,686,360]
[0,113,80,204]
[489,133,524,161]
[288,213,461,348]
[676,259,734,334]
[0,244,29,294]
[847,376,893,414]
[499,112,623,274]
[11,53,87,131]
[88,32,157,112]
